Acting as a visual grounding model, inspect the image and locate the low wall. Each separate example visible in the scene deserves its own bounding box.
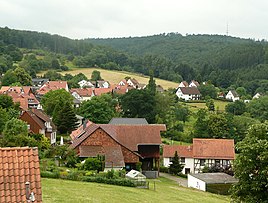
[142,171,159,179]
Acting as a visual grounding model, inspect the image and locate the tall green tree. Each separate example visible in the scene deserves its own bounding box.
[41,89,74,116]
[13,66,32,86]
[169,151,183,175]
[147,74,156,95]
[0,94,14,109]
[247,96,268,121]
[231,122,268,202]
[78,94,117,124]
[91,70,102,81]
[120,89,156,123]
[53,102,78,134]
[225,100,246,115]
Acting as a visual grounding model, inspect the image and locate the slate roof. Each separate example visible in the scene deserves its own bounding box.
[0,147,42,203]
[178,87,201,95]
[163,145,193,158]
[193,138,235,159]
[189,173,238,184]
[109,118,148,125]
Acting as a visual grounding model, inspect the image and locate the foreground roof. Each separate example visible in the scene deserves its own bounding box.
[189,173,238,184]
[0,147,42,203]
[109,118,148,125]
[193,138,235,159]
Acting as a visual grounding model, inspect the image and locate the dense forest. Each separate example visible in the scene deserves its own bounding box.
[1,27,268,95]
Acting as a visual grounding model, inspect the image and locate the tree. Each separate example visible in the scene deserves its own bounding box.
[120,89,156,123]
[0,94,14,109]
[44,70,62,81]
[206,99,215,111]
[207,113,229,138]
[13,66,32,86]
[52,101,78,134]
[231,122,268,202]
[41,89,74,116]
[78,94,117,124]
[1,69,18,86]
[0,108,8,133]
[198,84,217,99]
[193,109,209,138]
[169,151,183,175]
[247,96,268,121]
[91,70,102,81]
[147,74,156,95]
[225,100,246,115]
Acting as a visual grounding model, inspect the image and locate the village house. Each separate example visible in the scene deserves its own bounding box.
[225,90,240,101]
[70,88,95,101]
[189,80,200,87]
[118,79,127,86]
[176,87,201,101]
[163,138,235,174]
[0,147,42,203]
[36,80,69,96]
[0,86,41,110]
[178,81,189,87]
[70,120,166,177]
[32,78,49,88]
[127,78,139,88]
[96,80,110,88]
[20,109,57,144]
[253,92,261,99]
[78,80,94,88]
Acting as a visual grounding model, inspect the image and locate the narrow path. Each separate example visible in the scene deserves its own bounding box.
[159,172,188,187]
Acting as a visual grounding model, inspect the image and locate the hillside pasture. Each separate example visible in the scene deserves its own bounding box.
[42,177,229,203]
[57,67,178,90]
[185,100,229,112]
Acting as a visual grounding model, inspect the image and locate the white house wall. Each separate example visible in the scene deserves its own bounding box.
[163,157,194,174]
[188,174,206,191]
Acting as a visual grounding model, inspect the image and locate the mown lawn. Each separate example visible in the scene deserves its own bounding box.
[39,66,178,90]
[42,177,229,203]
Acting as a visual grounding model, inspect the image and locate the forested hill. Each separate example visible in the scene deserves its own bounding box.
[1,27,268,95]
[88,33,267,70]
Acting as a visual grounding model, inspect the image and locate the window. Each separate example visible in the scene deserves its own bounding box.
[200,159,205,166]
[180,157,185,164]
[215,159,220,166]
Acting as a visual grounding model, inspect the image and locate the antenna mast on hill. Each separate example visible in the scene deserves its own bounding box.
[226,22,229,36]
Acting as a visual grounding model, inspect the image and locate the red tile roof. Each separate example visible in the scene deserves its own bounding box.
[70,88,94,97]
[193,138,235,159]
[163,145,193,158]
[37,81,68,95]
[93,88,113,96]
[70,120,92,140]
[0,147,42,203]
[0,86,39,110]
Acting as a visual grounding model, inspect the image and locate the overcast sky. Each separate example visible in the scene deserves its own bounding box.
[0,0,267,40]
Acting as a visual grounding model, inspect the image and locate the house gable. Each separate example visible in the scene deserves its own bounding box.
[75,128,139,164]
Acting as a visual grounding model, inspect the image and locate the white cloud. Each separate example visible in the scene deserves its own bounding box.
[0,0,267,40]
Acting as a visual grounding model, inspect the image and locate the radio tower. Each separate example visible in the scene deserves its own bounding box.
[226,22,229,36]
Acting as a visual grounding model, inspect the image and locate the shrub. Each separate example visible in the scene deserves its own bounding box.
[41,171,60,179]
[81,176,135,187]
[160,166,169,173]
[136,162,142,171]
[81,157,103,172]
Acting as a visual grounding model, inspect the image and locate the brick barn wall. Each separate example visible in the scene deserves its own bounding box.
[81,128,139,163]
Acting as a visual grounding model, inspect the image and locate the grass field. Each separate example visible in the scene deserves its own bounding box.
[185,100,229,112]
[38,64,178,90]
[42,178,229,203]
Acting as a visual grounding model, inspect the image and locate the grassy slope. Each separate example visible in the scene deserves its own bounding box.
[52,64,178,90]
[42,178,229,203]
[185,100,229,112]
